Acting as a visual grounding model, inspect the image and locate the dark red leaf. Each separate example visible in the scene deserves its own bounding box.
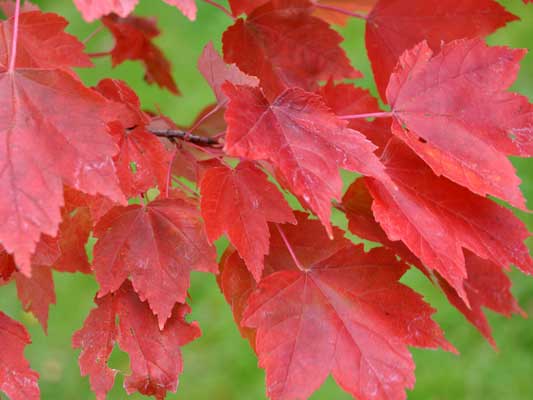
[14,266,55,332]
[439,251,525,348]
[0,312,40,400]
[223,0,359,98]
[200,162,295,280]
[92,198,218,328]
[96,79,173,197]
[73,282,201,400]
[102,14,179,94]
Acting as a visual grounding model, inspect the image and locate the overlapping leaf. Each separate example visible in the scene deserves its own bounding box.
[365,139,532,301]
[200,162,295,280]
[366,0,518,99]
[387,39,532,209]
[92,198,218,328]
[342,178,527,345]
[102,14,179,94]
[73,282,201,400]
[95,79,173,196]
[223,0,359,98]
[439,251,525,347]
[198,42,259,105]
[0,312,40,400]
[73,0,197,22]
[238,214,453,400]
[224,83,385,233]
[0,11,124,272]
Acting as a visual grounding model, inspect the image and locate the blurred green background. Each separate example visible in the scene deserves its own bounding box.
[1,1,533,399]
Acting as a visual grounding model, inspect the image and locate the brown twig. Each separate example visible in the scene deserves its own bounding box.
[149,128,222,147]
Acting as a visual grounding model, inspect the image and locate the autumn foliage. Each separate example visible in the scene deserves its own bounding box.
[0,0,532,399]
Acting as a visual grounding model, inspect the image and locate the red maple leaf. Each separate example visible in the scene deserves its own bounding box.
[73,282,201,400]
[223,0,359,98]
[95,79,173,196]
[439,251,525,348]
[73,0,197,21]
[312,0,376,24]
[239,213,453,400]
[102,14,179,94]
[92,197,218,328]
[0,312,40,400]
[0,11,124,272]
[198,42,259,105]
[366,0,517,99]
[223,83,385,234]
[365,138,532,302]
[387,39,532,209]
[342,178,527,347]
[14,266,55,332]
[200,161,295,280]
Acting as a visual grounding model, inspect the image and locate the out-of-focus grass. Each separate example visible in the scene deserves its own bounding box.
[0,1,532,399]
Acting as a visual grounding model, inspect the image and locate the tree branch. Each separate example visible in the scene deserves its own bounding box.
[149,128,222,147]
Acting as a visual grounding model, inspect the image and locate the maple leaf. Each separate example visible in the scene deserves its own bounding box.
[240,213,453,400]
[312,0,376,25]
[14,266,55,332]
[0,0,39,16]
[0,11,124,272]
[0,246,16,283]
[387,39,532,209]
[73,281,201,400]
[0,312,40,400]
[102,14,179,94]
[341,178,526,347]
[439,251,525,348]
[200,162,295,280]
[198,42,259,106]
[218,248,258,347]
[365,138,532,302]
[366,0,518,99]
[92,198,218,328]
[227,0,267,15]
[223,83,385,233]
[95,79,173,196]
[223,0,359,98]
[73,0,197,21]
[318,79,393,152]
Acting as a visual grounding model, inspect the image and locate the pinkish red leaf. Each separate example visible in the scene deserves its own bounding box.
[440,251,525,348]
[0,12,124,272]
[387,39,532,209]
[74,0,196,21]
[366,0,517,99]
[224,84,385,234]
[365,139,532,302]
[242,214,453,400]
[198,42,259,105]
